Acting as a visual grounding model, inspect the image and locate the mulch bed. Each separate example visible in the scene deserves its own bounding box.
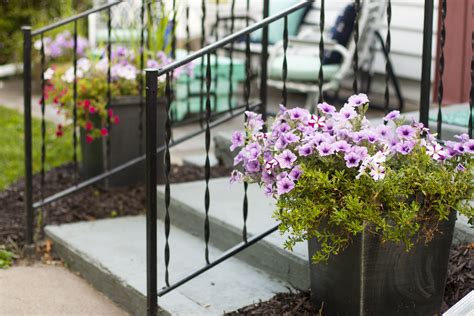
[0,163,232,249]
[226,243,473,315]
[2,164,472,314]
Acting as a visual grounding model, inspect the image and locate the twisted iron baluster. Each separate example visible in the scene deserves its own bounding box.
[199,0,206,128]
[213,0,219,111]
[353,0,360,93]
[384,0,392,113]
[186,3,191,115]
[228,0,236,114]
[40,34,46,202]
[204,53,212,263]
[318,0,325,104]
[282,15,288,106]
[164,72,172,287]
[105,8,112,179]
[242,0,251,243]
[73,21,78,174]
[138,0,146,154]
[437,0,446,139]
[470,32,474,139]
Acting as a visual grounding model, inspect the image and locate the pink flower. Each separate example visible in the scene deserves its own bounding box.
[113,115,120,125]
[85,121,93,131]
[86,134,94,144]
[100,128,108,136]
[89,106,96,114]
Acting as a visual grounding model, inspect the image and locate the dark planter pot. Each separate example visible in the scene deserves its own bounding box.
[80,96,167,187]
[308,211,456,316]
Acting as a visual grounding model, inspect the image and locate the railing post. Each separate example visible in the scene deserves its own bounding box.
[145,69,158,316]
[259,0,270,122]
[419,0,434,126]
[23,26,34,245]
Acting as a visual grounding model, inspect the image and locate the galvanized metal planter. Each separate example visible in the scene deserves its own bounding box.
[308,211,456,316]
[80,96,166,187]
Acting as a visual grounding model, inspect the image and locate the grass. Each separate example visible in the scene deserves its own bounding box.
[0,106,73,190]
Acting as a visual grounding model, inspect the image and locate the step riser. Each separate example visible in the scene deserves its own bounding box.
[157,192,310,289]
[45,228,157,316]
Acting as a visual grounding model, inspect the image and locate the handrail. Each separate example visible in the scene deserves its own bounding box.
[31,0,122,36]
[155,0,312,76]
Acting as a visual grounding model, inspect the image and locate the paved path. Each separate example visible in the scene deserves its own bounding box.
[0,263,127,315]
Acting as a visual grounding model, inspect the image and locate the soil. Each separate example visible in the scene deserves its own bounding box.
[0,163,232,249]
[226,243,474,315]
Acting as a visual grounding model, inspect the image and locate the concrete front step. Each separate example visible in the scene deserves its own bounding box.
[45,216,289,316]
[157,178,310,289]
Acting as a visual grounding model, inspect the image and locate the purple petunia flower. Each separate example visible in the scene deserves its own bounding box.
[298,144,313,156]
[230,170,243,183]
[317,102,336,114]
[348,93,369,107]
[245,111,264,133]
[289,165,303,181]
[233,151,244,166]
[285,132,299,144]
[275,136,289,151]
[376,125,391,138]
[454,133,470,143]
[288,108,309,122]
[244,143,261,161]
[333,140,351,153]
[339,104,357,120]
[317,142,335,156]
[464,140,474,153]
[383,110,400,122]
[276,177,295,195]
[245,159,261,173]
[396,140,415,155]
[456,163,466,172]
[276,150,297,169]
[344,151,362,168]
[230,131,245,151]
[263,184,274,197]
[396,125,416,139]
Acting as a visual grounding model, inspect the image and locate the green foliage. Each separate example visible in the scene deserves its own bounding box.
[0,248,15,269]
[0,106,73,190]
[0,0,91,65]
[275,145,474,263]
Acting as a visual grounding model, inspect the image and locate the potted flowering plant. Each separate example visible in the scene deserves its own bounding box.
[43,46,191,186]
[230,95,473,315]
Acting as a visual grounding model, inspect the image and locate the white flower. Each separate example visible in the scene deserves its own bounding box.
[369,164,386,181]
[61,67,83,83]
[95,58,109,73]
[116,64,137,80]
[426,143,447,161]
[43,68,55,80]
[34,40,43,50]
[77,58,91,72]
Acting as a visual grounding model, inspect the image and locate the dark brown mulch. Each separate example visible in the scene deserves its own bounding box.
[226,243,474,315]
[0,163,232,249]
[442,242,474,310]
[226,291,321,316]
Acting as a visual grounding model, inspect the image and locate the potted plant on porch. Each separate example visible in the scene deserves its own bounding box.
[230,95,474,315]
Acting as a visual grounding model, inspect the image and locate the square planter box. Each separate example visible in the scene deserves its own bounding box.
[80,95,167,187]
[308,211,456,315]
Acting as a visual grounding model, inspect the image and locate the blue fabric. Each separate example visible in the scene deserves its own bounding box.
[250,0,306,44]
[323,4,356,65]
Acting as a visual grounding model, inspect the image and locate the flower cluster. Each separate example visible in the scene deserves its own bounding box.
[230,95,473,262]
[231,94,473,197]
[34,31,88,59]
[43,44,194,143]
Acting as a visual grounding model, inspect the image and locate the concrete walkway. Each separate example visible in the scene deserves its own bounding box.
[0,263,127,315]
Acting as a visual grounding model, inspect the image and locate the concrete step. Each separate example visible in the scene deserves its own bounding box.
[45,216,289,316]
[157,178,310,289]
